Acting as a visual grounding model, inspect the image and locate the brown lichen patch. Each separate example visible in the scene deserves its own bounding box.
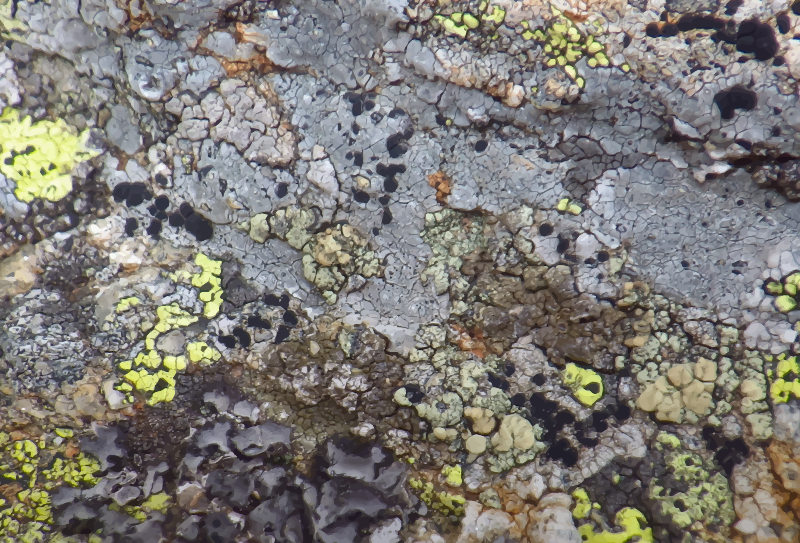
[767,440,800,520]
[451,324,488,358]
[427,171,452,203]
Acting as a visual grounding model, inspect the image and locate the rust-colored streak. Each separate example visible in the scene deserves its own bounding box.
[427,171,452,203]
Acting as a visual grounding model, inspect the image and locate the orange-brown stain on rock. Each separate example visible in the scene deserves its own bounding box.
[428,171,452,203]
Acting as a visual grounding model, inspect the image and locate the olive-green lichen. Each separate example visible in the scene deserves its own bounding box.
[432,1,506,39]
[409,478,466,517]
[648,432,735,535]
[0,431,100,543]
[0,107,100,204]
[523,7,615,89]
[421,209,486,296]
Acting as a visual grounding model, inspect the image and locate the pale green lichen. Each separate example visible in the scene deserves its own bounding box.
[649,432,735,533]
[0,107,100,203]
[421,209,486,296]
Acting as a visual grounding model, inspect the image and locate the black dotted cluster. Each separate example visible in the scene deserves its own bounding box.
[702,426,749,475]
[343,90,378,117]
[114,183,213,242]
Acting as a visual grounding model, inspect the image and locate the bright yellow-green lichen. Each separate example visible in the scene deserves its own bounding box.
[409,478,466,516]
[0,432,100,542]
[771,353,800,403]
[441,465,462,487]
[116,297,142,313]
[524,7,616,89]
[562,363,604,406]
[433,2,505,39]
[578,508,654,543]
[557,197,583,215]
[193,253,224,318]
[0,108,100,203]
[572,488,601,519]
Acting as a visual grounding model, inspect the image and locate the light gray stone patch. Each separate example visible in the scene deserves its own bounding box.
[0,52,22,111]
[122,32,187,101]
[0,173,30,222]
[10,0,121,83]
[105,104,143,155]
[178,56,225,94]
[143,0,241,32]
[80,0,127,32]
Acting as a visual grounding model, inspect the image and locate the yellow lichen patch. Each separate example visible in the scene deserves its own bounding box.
[441,465,462,487]
[187,341,221,365]
[123,367,177,405]
[562,363,604,406]
[192,253,224,318]
[771,353,800,403]
[115,297,142,313]
[0,430,100,541]
[578,508,654,543]
[0,107,100,203]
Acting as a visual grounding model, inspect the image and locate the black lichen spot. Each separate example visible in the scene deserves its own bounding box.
[777,13,791,34]
[126,183,152,207]
[155,211,168,221]
[388,108,406,118]
[591,411,611,432]
[794,0,800,15]
[179,202,195,218]
[146,220,162,240]
[715,437,749,475]
[681,260,690,269]
[725,0,743,15]
[353,152,363,167]
[364,100,375,111]
[154,195,169,211]
[169,213,185,228]
[247,315,271,329]
[219,335,237,348]
[645,22,661,37]
[487,373,510,391]
[547,438,578,467]
[232,327,251,348]
[403,384,425,404]
[185,214,213,242]
[662,23,678,37]
[344,92,363,116]
[575,427,599,447]
[676,14,724,32]
[435,114,447,126]
[382,208,393,225]
[554,411,575,427]
[714,85,757,120]
[556,238,570,253]
[113,182,131,203]
[377,164,406,193]
[155,173,168,186]
[736,19,778,60]
[274,325,290,344]
[148,204,159,217]
[475,139,488,153]
[623,34,632,48]
[283,310,298,326]
[386,133,408,158]
[264,293,290,309]
[774,56,785,66]
[511,393,527,407]
[539,223,553,236]
[354,191,370,204]
[378,195,390,205]
[275,183,288,198]
[124,218,138,237]
[351,121,360,135]
[532,373,546,386]
[614,404,631,421]
[504,362,515,377]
